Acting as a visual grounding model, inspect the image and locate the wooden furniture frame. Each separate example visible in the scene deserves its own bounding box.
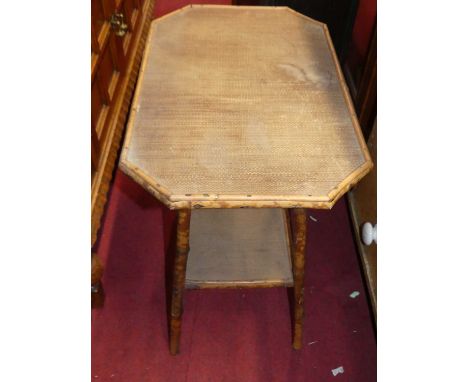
[91,0,154,307]
[119,5,372,354]
[347,22,377,319]
[348,121,377,318]
[355,22,377,141]
[166,208,308,355]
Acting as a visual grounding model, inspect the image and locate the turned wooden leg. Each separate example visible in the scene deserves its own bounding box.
[292,208,307,350]
[169,209,191,355]
[91,252,105,309]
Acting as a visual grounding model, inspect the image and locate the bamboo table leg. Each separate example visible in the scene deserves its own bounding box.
[169,209,191,355]
[292,208,307,350]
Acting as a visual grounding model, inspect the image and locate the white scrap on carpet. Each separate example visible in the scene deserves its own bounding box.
[331,366,344,376]
[308,340,318,345]
[309,215,318,222]
[349,291,360,298]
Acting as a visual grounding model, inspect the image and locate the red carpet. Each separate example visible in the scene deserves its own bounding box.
[92,2,376,381]
[92,171,376,382]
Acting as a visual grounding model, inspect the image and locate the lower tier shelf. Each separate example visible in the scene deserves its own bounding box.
[185,209,293,289]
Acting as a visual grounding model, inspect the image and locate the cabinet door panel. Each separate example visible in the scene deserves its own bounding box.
[91,0,154,248]
[348,122,377,318]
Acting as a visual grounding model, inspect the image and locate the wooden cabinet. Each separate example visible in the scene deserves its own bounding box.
[348,122,377,317]
[91,0,154,306]
[346,24,377,319]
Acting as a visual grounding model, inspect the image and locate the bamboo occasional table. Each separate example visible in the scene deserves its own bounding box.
[119,5,372,355]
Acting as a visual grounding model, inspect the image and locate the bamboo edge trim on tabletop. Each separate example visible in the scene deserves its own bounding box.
[322,24,372,165]
[120,157,370,210]
[119,19,156,163]
[119,5,373,210]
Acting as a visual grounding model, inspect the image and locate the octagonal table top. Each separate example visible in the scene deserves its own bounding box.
[120,5,372,210]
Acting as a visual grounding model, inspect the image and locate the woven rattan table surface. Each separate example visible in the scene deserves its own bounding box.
[120,5,372,210]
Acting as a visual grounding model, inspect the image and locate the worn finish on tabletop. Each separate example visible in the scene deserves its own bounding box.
[120,5,372,209]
